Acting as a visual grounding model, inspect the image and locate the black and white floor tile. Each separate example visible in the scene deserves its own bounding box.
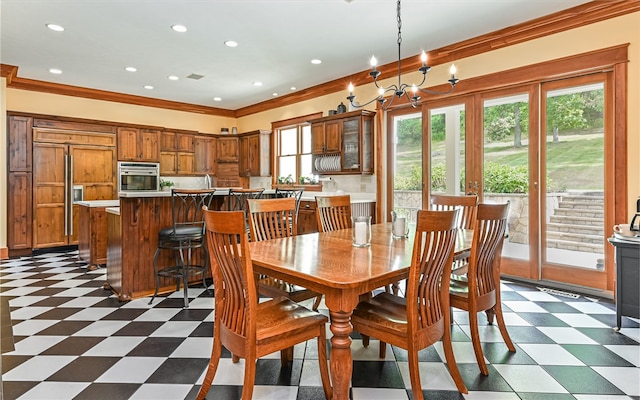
[1,249,639,400]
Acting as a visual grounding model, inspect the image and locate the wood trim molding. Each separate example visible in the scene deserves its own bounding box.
[2,1,638,117]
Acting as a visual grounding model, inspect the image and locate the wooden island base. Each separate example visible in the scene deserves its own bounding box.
[106,194,225,301]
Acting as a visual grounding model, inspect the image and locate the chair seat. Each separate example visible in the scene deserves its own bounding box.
[256,296,328,341]
[159,225,204,241]
[353,292,408,336]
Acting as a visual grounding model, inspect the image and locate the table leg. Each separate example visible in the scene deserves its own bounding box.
[329,310,353,400]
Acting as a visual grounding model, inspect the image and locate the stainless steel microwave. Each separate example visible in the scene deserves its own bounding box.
[118,162,160,192]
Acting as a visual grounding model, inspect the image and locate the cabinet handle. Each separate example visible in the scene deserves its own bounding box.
[305,204,310,209]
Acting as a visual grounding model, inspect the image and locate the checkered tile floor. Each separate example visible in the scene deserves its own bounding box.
[1,249,639,400]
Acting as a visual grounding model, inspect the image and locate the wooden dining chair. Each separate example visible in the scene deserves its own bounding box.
[449,202,515,376]
[352,209,468,399]
[274,187,304,218]
[198,209,332,400]
[315,194,352,232]
[431,194,478,273]
[247,198,323,310]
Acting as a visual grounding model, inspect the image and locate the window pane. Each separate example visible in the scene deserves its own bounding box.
[300,154,313,178]
[301,125,311,154]
[279,155,296,179]
[280,128,297,156]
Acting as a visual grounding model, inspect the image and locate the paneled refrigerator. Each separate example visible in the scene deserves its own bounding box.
[33,142,116,249]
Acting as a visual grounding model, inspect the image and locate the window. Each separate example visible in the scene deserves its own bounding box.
[273,113,321,184]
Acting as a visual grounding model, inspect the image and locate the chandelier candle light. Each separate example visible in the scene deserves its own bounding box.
[347,0,459,109]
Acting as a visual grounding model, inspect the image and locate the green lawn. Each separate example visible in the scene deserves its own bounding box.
[396,133,604,191]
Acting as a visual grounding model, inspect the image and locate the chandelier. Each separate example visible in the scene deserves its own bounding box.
[347,0,459,109]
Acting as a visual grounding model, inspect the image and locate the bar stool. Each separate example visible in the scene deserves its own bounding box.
[150,188,216,308]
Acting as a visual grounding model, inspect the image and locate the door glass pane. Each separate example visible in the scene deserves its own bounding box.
[392,113,421,224]
[430,105,465,195]
[483,94,530,261]
[545,83,605,269]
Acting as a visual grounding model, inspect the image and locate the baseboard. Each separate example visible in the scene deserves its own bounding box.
[0,247,8,260]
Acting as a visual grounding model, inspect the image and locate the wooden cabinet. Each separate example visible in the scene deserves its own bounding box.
[193,135,217,175]
[311,120,341,154]
[160,130,196,175]
[216,163,241,187]
[297,200,319,235]
[7,116,33,254]
[609,238,640,329]
[217,136,239,162]
[117,127,160,162]
[309,110,375,175]
[240,130,271,177]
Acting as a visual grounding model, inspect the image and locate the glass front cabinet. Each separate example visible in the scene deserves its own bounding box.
[309,110,375,175]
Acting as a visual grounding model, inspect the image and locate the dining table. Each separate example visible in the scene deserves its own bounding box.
[249,222,473,400]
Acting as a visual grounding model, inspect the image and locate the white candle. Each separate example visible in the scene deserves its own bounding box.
[355,221,367,245]
[393,217,406,237]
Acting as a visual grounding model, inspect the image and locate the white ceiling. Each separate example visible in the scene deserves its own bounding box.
[1,0,591,110]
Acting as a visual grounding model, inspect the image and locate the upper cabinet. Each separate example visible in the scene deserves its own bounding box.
[217,136,239,163]
[160,130,196,175]
[193,135,217,175]
[117,127,160,162]
[239,130,271,177]
[309,110,375,175]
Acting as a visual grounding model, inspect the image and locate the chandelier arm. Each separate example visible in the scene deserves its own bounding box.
[348,95,386,108]
[415,85,457,96]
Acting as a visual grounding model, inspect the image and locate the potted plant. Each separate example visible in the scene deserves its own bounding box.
[159,179,174,191]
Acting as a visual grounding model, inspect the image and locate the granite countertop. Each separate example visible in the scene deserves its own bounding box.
[76,200,120,207]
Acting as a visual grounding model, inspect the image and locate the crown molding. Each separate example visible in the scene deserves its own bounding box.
[3,1,639,118]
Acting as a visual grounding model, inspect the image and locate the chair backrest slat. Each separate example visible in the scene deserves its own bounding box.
[315,195,352,232]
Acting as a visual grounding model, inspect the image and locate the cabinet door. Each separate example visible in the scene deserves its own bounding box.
[297,200,319,234]
[194,136,216,174]
[8,116,33,172]
[117,128,139,160]
[217,137,239,162]
[160,131,176,151]
[7,172,32,250]
[160,152,177,174]
[176,133,195,152]
[177,152,195,174]
[139,129,160,162]
[33,143,68,248]
[341,118,360,171]
[311,123,325,154]
[324,120,341,153]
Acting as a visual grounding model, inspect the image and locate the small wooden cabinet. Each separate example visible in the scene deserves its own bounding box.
[160,130,196,175]
[309,110,375,175]
[240,130,271,177]
[7,115,33,254]
[217,136,239,162]
[117,127,160,162]
[193,135,217,175]
[298,200,319,235]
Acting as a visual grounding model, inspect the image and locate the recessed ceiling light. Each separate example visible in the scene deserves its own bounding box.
[143,85,154,90]
[311,59,322,64]
[253,81,263,87]
[224,40,238,47]
[171,24,187,33]
[213,97,222,102]
[46,24,64,32]
[290,86,297,91]
[272,93,278,97]
[168,75,179,81]
[49,68,62,74]
[125,66,137,72]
